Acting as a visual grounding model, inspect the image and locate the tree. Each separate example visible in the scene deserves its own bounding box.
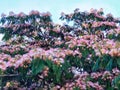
[0,8,120,89]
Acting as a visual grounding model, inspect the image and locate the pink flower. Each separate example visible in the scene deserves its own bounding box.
[9,11,15,16]
[17,12,26,17]
[42,12,51,16]
[91,72,101,79]
[1,13,6,17]
[61,12,65,16]
[90,8,97,14]
[100,48,108,54]
[29,10,40,15]
[87,81,96,88]
[98,8,103,13]
[106,13,113,17]
[109,48,118,57]
[112,68,120,75]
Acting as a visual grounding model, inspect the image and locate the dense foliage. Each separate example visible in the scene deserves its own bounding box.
[0,8,120,89]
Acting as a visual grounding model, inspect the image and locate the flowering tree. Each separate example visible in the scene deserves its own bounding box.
[0,8,120,89]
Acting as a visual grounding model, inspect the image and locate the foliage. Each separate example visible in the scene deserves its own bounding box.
[0,9,120,89]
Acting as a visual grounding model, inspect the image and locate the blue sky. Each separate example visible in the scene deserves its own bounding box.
[0,0,120,40]
[0,0,120,23]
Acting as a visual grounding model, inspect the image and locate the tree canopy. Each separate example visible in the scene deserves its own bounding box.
[0,8,120,89]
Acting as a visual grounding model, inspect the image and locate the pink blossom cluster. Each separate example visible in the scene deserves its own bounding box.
[61,8,119,26]
[92,21,116,28]
[1,10,51,18]
[3,24,31,29]
[0,47,82,70]
[0,45,28,54]
[107,28,120,35]
[92,39,120,56]
[0,9,120,89]
[82,21,116,28]
[66,35,97,48]
[53,68,120,90]
[64,34,120,57]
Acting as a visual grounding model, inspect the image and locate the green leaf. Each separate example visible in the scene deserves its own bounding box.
[73,87,80,90]
[112,75,120,89]
[106,59,113,71]
[92,58,100,71]
[31,58,45,75]
[117,57,120,67]
[2,31,12,41]
[45,59,53,68]
[52,64,62,84]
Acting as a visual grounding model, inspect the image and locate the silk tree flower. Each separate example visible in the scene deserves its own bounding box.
[55,40,63,45]
[71,67,81,76]
[94,49,101,56]
[67,39,77,48]
[98,8,103,13]
[6,61,13,68]
[52,28,61,33]
[61,12,65,17]
[64,49,73,55]
[106,13,113,17]
[9,11,15,16]
[112,68,120,76]
[115,28,120,34]
[0,61,7,70]
[64,35,73,41]
[73,50,82,58]
[53,58,64,65]
[1,13,6,17]
[92,21,116,28]
[87,81,103,90]
[62,72,103,90]
[91,72,102,79]
[29,10,40,15]
[102,71,112,81]
[15,54,31,68]
[100,48,109,54]
[109,48,119,57]
[14,59,23,68]
[42,12,51,17]
[17,12,26,17]
[82,23,89,28]
[95,14,105,20]
[90,8,97,14]
[107,28,120,35]
[91,38,120,57]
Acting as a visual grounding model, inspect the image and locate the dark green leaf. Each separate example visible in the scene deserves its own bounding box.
[31,58,45,75]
